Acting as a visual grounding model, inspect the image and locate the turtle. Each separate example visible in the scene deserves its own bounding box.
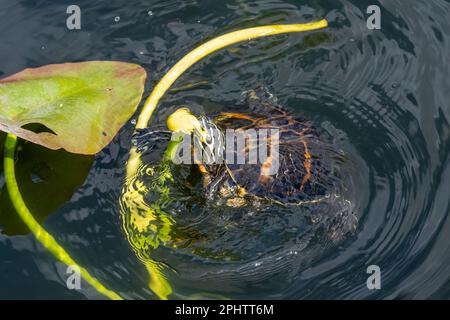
[120,87,357,299]
[166,87,347,210]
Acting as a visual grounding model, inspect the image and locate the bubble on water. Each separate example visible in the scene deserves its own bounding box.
[254,262,261,267]
[148,10,153,16]
[114,16,120,22]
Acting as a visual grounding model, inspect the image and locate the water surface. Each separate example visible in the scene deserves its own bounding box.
[0,0,449,299]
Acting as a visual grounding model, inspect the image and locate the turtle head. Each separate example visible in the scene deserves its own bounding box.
[168,107,213,147]
[167,107,225,164]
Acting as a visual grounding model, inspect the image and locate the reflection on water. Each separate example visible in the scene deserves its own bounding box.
[0,0,449,299]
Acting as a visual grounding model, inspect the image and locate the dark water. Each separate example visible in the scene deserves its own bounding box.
[0,0,449,299]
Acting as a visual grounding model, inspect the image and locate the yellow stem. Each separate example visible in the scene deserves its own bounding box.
[3,134,122,300]
[124,20,328,299]
[136,20,328,129]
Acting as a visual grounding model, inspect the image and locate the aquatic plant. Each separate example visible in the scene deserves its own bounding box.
[0,21,328,299]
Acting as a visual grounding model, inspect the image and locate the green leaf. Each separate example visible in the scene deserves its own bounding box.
[0,139,93,235]
[0,61,146,154]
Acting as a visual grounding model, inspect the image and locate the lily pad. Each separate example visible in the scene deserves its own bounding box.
[0,61,146,154]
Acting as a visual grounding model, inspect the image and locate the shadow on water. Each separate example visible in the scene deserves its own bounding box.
[0,0,449,299]
[0,137,93,236]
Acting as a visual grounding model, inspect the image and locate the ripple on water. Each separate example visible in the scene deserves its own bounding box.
[0,0,449,299]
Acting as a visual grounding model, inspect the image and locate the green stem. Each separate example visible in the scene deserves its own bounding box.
[3,133,122,300]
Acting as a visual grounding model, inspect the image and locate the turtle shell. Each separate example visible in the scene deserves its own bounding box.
[202,87,341,204]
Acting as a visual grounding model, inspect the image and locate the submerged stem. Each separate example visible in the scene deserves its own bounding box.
[3,134,122,300]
